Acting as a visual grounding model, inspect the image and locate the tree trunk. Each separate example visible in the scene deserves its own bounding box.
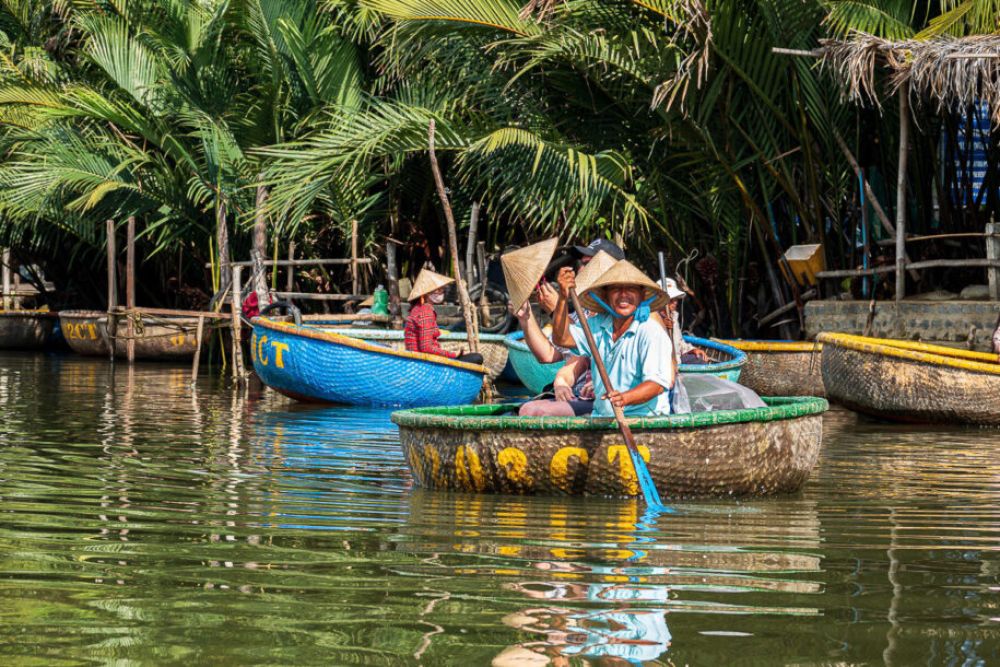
[253,183,269,305]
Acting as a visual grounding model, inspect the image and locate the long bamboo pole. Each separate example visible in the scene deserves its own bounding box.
[254,183,269,306]
[428,119,479,353]
[106,219,118,362]
[895,83,910,302]
[1,248,9,311]
[569,289,662,507]
[125,215,136,363]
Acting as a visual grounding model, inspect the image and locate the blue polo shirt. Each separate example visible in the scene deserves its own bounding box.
[569,313,674,417]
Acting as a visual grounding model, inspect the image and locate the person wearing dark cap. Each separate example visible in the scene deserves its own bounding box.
[573,238,625,263]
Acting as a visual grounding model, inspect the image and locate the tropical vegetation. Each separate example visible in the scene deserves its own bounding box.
[0,0,996,335]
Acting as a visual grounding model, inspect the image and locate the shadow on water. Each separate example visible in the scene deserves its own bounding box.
[0,353,998,664]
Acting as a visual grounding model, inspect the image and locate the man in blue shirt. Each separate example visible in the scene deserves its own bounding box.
[551,260,675,417]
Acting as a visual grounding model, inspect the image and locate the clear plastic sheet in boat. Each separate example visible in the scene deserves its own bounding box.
[672,374,766,414]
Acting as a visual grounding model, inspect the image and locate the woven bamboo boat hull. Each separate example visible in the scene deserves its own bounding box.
[819,333,1000,424]
[315,327,508,380]
[505,332,747,394]
[60,310,204,360]
[392,397,826,498]
[0,311,56,349]
[719,340,826,397]
[252,318,487,407]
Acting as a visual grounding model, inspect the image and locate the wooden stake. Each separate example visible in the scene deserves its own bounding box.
[230,265,245,382]
[1,248,10,311]
[106,219,118,361]
[217,199,231,294]
[351,219,359,296]
[895,83,910,302]
[386,238,402,328]
[465,202,480,288]
[254,183,269,305]
[126,215,136,363]
[428,119,478,353]
[286,241,296,292]
[191,315,205,384]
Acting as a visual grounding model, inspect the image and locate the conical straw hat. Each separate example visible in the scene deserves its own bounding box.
[501,238,559,310]
[408,268,454,302]
[574,250,619,296]
[579,260,669,314]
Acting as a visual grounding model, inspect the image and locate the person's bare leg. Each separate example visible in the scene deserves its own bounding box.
[518,400,577,417]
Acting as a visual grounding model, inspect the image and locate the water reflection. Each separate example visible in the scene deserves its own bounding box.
[1,353,999,664]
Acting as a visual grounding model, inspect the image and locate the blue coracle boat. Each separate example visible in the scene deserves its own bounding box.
[505,331,746,394]
[251,317,487,407]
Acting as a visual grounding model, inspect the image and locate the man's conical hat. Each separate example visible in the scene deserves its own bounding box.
[579,260,670,314]
[574,250,619,296]
[501,238,559,310]
[408,268,454,302]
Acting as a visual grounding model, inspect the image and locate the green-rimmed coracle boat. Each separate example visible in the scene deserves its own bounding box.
[505,332,747,394]
[818,332,1000,425]
[717,340,825,397]
[0,310,57,349]
[392,397,827,498]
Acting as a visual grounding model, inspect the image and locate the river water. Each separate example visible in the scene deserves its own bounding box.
[0,352,997,665]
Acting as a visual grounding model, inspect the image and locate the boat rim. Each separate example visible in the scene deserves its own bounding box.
[253,316,488,374]
[504,331,747,372]
[0,309,57,318]
[717,339,823,353]
[391,395,827,431]
[316,326,507,343]
[817,332,1000,375]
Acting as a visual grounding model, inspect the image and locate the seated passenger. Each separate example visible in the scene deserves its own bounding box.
[404,269,483,365]
[552,260,675,417]
[660,278,709,365]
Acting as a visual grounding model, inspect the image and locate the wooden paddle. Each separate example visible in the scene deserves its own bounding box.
[568,288,664,508]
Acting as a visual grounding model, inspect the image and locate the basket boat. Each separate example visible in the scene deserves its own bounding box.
[312,327,509,380]
[60,309,207,360]
[0,310,57,349]
[504,332,746,394]
[252,317,487,407]
[718,340,825,397]
[818,333,1000,425]
[392,396,827,498]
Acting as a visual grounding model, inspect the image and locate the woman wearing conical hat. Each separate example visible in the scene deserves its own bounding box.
[551,260,676,417]
[404,268,484,365]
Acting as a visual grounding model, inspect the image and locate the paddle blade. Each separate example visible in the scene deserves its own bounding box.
[630,447,664,508]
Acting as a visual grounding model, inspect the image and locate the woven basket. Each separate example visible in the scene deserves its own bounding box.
[253,318,486,407]
[0,311,56,350]
[60,310,205,360]
[392,396,827,498]
[719,340,825,397]
[818,333,1000,424]
[321,327,508,380]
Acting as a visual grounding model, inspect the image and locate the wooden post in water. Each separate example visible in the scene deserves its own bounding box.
[217,200,231,295]
[125,215,136,363]
[254,183,269,306]
[1,248,10,311]
[895,83,910,303]
[351,219,359,297]
[191,315,205,385]
[286,241,296,293]
[465,202,480,288]
[386,237,403,328]
[230,265,246,382]
[428,119,478,352]
[106,219,118,361]
[987,218,1000,301]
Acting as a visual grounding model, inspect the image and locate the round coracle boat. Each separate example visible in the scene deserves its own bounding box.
[252,317,486,407]
[818,333,1000,425]
[392,396,827,498]
[718,340,825,397]
[60,310,207,360]
[0,310,57,349]
[315,327,509,380]
[505,332,746,394]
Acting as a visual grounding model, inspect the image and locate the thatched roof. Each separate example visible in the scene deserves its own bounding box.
[815,33,1000,123]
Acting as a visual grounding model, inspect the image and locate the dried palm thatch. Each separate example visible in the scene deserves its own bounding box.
[817,33,1000,124]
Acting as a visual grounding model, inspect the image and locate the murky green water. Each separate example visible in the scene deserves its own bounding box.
[0,352,998,665]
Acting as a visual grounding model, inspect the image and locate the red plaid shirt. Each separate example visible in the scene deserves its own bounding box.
[404,303,456,358]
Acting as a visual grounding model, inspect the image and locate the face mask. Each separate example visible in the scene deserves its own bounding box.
[428,291,445,305]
